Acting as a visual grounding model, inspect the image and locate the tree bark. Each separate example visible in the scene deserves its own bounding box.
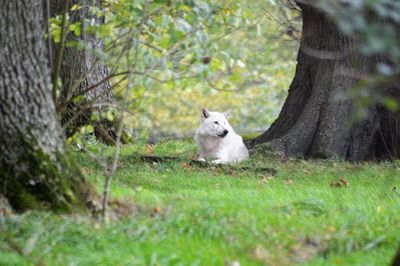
[50,0,117,144]
[0,0,91,211]
[251,3,400,161]
[392,249,400,266]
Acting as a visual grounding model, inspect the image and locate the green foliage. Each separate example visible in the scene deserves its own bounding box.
[132,1,297,136]
[51,0,298,140]
[1,140,399,265]
[49,17,63,43]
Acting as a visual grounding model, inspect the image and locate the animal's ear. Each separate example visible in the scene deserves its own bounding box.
[224,110,231,119]
[202,108,210,118]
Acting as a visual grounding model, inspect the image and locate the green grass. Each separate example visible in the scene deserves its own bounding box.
[1,140,400,265]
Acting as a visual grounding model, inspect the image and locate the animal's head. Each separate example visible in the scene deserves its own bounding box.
[199,108,232,138]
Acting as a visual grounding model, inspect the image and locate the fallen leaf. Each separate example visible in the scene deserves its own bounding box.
[330,177,349,188]
[151,206,161,217]
[285,179,294,185]
[146,144,154,154]
[181,162,191,169]
[339,177,349,187]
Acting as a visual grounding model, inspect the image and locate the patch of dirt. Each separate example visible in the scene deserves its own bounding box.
[290,237,327,264]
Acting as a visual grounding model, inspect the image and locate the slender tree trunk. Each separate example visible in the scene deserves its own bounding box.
[50,0,117,144]
[251,3,400,161]
[0,0,91,211]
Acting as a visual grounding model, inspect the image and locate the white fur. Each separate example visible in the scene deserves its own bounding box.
[194,108,249,163]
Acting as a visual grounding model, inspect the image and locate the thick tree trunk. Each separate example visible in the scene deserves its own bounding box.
[251,3,400,161]
[0,1,91,211]
[50,0,117,144]
[392,250,400,266]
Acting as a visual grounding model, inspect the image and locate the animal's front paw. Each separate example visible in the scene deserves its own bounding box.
[210,159,226,164]
[197,157,206,162]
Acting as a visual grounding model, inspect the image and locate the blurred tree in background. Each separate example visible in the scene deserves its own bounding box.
[49,0,117,144]
[126,0,299,138]
[56,0,299,141]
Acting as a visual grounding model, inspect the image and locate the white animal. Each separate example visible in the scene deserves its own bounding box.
[194,108,249,163]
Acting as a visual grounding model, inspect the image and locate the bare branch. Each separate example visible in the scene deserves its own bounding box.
[101,0,151,221]
[140,41,163,53]
[52,0,70,105]
[62,76,127,130]
[67,71,129,103]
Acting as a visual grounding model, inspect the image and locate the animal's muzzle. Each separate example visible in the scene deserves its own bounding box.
[218,129,229,138]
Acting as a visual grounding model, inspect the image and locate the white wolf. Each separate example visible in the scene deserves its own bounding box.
[194,108,249,163]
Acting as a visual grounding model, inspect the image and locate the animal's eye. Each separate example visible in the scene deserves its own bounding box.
[214,121,218,124]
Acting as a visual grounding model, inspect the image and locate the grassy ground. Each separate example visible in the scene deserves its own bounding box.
[1,139,399,266]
